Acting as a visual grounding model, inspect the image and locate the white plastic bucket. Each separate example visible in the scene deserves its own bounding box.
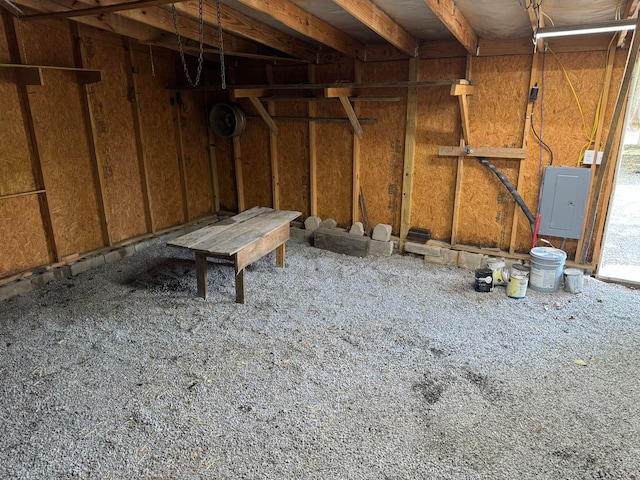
[529,247,567,293]
[564,268,584,294]
[507,264,529,299]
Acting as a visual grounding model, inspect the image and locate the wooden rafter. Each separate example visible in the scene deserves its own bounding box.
[234,0,365,59]
[173,1,317,62]
[331,0,418,57]
[21,0,188,20]
[422,0,478,55]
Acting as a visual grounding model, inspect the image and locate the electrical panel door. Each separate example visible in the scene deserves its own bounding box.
[537,167,592,239]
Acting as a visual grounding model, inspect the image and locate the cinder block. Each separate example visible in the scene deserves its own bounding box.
[0,280,33,302]
[349,222,365,236]
[31,270,57,289]
[443,249,459,266]
[313,228,369,257]
[405,241,439,256]
[70,255,106,277]
[304,216,322,233]
[369,239,393,256]
[289,226,311,243]
[319,218,337,229]
[458,251,485,271]
[372,224,392,242]
[424,254,445,265]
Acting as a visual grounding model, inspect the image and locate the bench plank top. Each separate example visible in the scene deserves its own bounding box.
[168,207,301,256]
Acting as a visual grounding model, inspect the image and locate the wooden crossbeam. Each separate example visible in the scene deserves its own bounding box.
[21,0,186,20]
[438,146,527,159]
[247,96,279,136]
[336,95,363,140]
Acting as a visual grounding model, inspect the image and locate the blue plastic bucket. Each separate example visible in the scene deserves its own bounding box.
[529,247,567,292]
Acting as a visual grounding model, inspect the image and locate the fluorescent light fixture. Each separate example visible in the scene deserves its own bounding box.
[535,18,637,39]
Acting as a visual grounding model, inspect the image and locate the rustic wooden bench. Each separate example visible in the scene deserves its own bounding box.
[168,207,301,303]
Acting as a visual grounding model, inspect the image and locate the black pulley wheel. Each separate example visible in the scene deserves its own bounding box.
[209,103,246,137]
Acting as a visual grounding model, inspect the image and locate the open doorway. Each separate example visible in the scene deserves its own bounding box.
[598,63,640,286]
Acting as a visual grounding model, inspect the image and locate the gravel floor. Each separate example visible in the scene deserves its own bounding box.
[1,239,639,479]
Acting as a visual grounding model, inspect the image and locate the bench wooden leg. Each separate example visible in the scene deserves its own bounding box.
[276,243,285,268]
[235,268,245,304]
[196,252,208,299]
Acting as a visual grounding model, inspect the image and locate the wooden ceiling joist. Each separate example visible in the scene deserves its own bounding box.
[331,0,419,57]
[173,1,317,62]
[21,0,187,21]
[422,0,478,55]
[233,0,365,60]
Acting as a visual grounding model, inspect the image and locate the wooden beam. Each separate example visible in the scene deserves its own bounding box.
[525,0,545,52]
[337,95,363,140]
[174,92,191,222]
[399,57,419,251]
[509,53,540,254]
[324,87,355,97]
[266,65,279,209]
[582,15,640,264]
[233,88,269,98]
[174,1,317,62]
[352,60,362,224]
[233,136,245,212]
[331,0,418,57]
[193,79,468,91]
[0,63,102,84]
[450,84,474,96]
[308,64,318,217]
[438,146,527,159]
[617,0,639,47]
[457,93,471,144]
[422,0,478,55]
[72,25,111,247]
[247,96,279,135]
[478,35,625,57]
[205,92,221,213]
[21,0,186,20]
[233,0,365,59]
[126,39,155,233]
[450,138,465,246]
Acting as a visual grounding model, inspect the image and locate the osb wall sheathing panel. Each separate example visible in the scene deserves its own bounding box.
[315,63,354,226]
[238,97,272,209]
[0,69,35,196]
[412,57,466,241]
[132,48,183,230]
[179,91,213,219]
[359,61,408,234]
[81,36,147,243]
[24,22,103,256]
[273,66,309,218]
[456,55,530,250]
[514,50,627,255]
[0,196,51,277]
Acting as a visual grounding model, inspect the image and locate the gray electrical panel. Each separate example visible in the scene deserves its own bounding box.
[538,166,591,239]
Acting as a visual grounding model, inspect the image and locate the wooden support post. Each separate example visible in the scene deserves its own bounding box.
[509,53,541,254]
[576,43,617,262]
[308,64,318,217]
[399,57,419,251]
[126,39,154,233]
[451,54,473,247]
[235,267,245,304]
[205,92,221,213]
[229,90,245,212]
[276,243,285,267]
[266,65,279,209]
[72,25,111,247]
[5,15,60,262]
[196,252,208,299]
[582,17,640,265]
[352,60,362,224]
[173,89,190,222]
[450,138,466,246]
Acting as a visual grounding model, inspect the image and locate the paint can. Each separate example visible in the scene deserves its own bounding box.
[564,268,584,294]
[487,259,507,286]
[474,268,493,292]
[529,247,567,293]
[507,264,529,299]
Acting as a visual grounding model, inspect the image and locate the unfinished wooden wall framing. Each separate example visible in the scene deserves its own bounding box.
[0,14,215,282]
[0,9,631,283]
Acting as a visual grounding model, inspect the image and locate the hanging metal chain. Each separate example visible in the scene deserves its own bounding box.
[149,44,156,77]
[216,0,226,89]
[171,0,204,87]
